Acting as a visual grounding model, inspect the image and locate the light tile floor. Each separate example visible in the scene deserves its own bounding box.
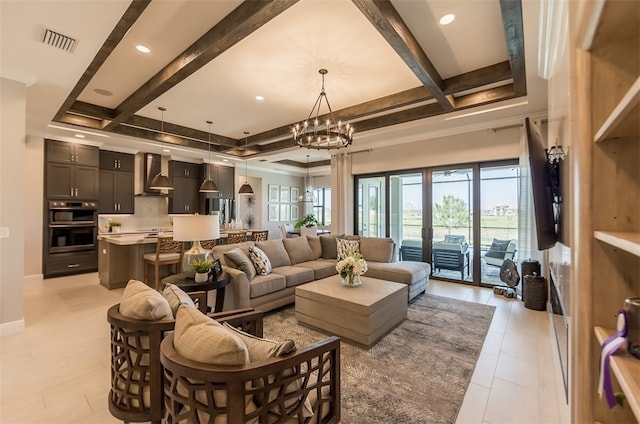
[0,274,570,423]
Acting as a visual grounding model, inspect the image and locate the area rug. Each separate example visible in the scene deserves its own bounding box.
[262,293,495,424]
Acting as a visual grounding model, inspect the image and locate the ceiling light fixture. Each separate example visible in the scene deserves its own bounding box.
[200,120,219,193]
[299,155,316,203]
[238,131,254,195]
[136,44,150,53]
[255,95,264,101]
[149,107,174,190]
[293,68,354,150]
[439,13,455,25]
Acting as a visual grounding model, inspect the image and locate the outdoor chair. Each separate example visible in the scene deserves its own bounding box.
[432,235,469,279]
[483,238,517,267]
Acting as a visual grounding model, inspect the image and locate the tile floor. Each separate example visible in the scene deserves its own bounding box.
[0,273,569,423]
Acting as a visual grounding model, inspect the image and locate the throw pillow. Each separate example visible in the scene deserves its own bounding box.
[224,248,257,280]
[248,246,272,276]
[173,305,249,365]
[223,323,312,418]
[360,237,395,263]
[485,239,511,259]
[306,235,323,259]
[337,239,360,261]
[255,239,291,268]
[119,279,173,321]
[283,236,315,264]
[162,283,196,317]
[320,234,344,259]
[444,234,466,244]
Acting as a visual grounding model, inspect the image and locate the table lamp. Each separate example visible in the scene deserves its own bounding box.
[172,214,220,278]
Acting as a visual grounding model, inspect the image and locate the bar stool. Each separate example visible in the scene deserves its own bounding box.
[251,230,269,241]
[143,237,183,290]
[226,231,247,244]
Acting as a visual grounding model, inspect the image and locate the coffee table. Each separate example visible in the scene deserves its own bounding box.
[295,275,408,348]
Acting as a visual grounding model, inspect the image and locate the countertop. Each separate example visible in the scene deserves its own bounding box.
[98,229,253,245]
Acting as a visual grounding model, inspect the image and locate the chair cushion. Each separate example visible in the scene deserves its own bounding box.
[119,279,173,321]
[143,252,180,262]
[255,239,291,268]
[306,235,323,259]
[444,234,466,244]
[486,239,511,258]
[337,239,360,260]
[360,237,395,263]
[283,236,315,264]
[224,248,257,280]
[162,283,196,317]
[173,305,249,365]
[249,246,272,276]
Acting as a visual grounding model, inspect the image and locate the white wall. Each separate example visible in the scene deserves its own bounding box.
[24,135,43,276]
[1,77,26,333]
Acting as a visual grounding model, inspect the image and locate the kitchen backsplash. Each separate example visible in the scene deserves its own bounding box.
[98,197,172,233]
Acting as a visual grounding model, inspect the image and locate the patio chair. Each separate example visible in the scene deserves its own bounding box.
[483,238,517,267]
[432,235,469,279]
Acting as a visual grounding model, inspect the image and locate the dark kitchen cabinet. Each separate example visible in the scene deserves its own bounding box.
[99,151,134,172]
[46,139,99,166]
[170,177,200,213]
[47,163,99,200]
[169,160,201,214]
[202,164,235,199]
[99,169,134,214]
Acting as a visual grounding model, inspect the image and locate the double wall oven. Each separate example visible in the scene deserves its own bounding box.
[44,201,98,278]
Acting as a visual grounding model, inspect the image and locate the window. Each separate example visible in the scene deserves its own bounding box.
[313,188,331,226]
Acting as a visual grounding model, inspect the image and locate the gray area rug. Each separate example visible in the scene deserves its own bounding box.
[262,293,495,424]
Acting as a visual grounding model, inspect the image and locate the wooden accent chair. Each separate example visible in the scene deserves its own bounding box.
[226,231,247,244]
[107,302,263,424]
[251,229,269,242]
[200,239,217,250]
[143,237,183,290]
[161,335,341,423]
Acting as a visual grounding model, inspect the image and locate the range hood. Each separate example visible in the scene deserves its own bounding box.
[135,153,168,196]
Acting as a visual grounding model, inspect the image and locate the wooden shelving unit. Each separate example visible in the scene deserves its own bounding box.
[572,0,640,422]
[594,327,640,420]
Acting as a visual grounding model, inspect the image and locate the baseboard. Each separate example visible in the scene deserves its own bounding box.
[24,273,43,281]
[0,318,25,336]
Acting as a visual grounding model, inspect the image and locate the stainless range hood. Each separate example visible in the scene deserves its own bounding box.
[134,153,168,196]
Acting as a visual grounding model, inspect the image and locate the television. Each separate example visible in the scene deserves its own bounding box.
[525,117,558,250]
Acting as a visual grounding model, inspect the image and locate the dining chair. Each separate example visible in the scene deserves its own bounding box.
[143,237,183,290]
[251,230,269,242]
[200,239,217,250]
[226,231,247,244]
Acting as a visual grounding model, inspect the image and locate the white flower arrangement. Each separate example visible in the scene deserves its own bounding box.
[336,250,368,279]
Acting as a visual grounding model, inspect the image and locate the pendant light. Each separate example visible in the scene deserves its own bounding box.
[300,155,316,203]
[149,106,174,190]
[238,131,254,195]
[199,120,219,193]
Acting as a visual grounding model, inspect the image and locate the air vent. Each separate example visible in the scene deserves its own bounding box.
[42,28,76,52]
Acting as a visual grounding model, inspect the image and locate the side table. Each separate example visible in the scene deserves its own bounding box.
[161,272,230,312]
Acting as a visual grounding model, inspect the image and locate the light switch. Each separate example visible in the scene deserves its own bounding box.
[0,227,9,239]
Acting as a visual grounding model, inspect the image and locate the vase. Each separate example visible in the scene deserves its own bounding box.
[341,273,361,287]
[194,272,209,283]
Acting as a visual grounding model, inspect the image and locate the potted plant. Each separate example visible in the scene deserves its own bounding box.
[294,214,318,229]
[191,258,212,283]
[109,221,122,233]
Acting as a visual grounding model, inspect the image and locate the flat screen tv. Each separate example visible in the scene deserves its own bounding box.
[525,117,558,250]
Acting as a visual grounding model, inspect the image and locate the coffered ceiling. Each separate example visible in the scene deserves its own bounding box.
[1,0,547,170]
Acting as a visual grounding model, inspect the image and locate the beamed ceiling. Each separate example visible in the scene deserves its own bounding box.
[49,0,528,162]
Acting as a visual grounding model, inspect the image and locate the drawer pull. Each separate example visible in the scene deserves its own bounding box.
[67,264,80,268]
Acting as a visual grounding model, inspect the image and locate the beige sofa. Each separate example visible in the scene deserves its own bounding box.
[212,235,430,312]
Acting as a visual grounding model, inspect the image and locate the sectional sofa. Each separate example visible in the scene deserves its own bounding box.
[212,234,431,312]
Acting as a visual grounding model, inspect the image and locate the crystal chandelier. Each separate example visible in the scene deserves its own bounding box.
[293,69,354,150]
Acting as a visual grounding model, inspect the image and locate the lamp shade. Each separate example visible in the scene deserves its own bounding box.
[238,182,254,195]
[149,173,174,190]
[172,214,220,242]
[199,178,218,193]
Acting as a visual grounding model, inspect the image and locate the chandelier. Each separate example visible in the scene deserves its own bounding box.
[293,69,354,150]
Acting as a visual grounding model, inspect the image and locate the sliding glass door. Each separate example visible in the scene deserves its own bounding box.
[390,173,423,261]
[357,176,385,238]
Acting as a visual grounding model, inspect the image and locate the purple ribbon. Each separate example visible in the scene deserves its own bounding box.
[598,310,628,408]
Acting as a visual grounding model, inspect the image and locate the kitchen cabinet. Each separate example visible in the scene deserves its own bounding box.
[169,160,201,214]
[99,169,134,213]
[47,162,99,200]
[202,164,235,199]
[99,151,134,172]
[573,1,640,422]
[46,139,99,167]
[99,151,134,213]
[44,250,97,278]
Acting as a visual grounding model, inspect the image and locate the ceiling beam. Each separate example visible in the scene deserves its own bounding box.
[444,61,512,94]
[351,0,455,111]
[499,0,527,96]
[103,0,299,130]
[109,125,217,152]
[53,0,151,122]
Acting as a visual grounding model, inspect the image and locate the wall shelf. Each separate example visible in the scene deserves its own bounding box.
[594,231,640,257]
[594,326,640,420]
[594,76,640,143]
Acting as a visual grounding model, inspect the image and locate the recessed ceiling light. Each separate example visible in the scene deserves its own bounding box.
[255,95,264,101]
[74,134,85,138]
[136,45,151,54]
[163,149,170,153]
[439,13,455,25]
[93,88,113,96]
